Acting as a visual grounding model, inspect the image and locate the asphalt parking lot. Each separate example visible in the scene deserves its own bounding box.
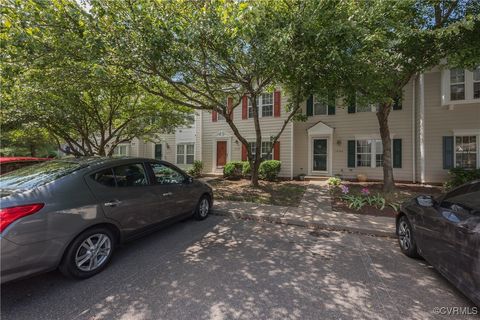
[1,216,476,320]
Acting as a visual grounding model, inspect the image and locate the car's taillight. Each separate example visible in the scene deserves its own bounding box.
[0,203,44,233]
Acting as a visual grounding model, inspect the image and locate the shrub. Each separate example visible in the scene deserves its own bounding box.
[242,161,251,177]
[188,160,204,177]
[444,168,480,191]
[223,161,244,179]
[259,160,281,181]
[327,177,342,188]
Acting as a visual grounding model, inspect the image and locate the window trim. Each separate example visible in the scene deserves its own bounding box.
[113,144,129,156]
[312,95,329,116]
[355,139,386,168]
[453,134,480,169]
[176,143,195,165]
[248,93,274,118]
[247,140,273,160]
[442,67,480,105]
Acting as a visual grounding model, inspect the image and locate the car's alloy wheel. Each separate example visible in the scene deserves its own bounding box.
[60,227,115,279]
[397,216,419,258]
[75,233,112,272]
[194,196,210,220]
[398,221,411,251]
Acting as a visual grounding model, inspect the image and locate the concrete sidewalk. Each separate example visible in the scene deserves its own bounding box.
[211,181,396,237]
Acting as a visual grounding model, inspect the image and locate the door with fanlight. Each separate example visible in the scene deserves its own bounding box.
[312,139,328,173]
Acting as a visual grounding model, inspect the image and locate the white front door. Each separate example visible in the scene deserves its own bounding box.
[312,138,328,173]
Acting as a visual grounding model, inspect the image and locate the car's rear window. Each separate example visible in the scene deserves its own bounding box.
[0,160,81,190]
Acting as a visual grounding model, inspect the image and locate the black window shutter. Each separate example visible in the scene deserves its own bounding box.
[393,95,402,110]
[443,136,454,169]
[328,95,335,115]
[347,93,356,113]
[306,95,313,116]
[393,139,402,168]
[347,140,356,167]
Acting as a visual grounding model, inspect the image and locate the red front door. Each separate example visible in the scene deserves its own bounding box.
[216,141,227,167]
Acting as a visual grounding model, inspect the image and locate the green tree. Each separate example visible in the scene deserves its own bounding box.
[295,0,479,191]
[93,0,345,186]
[1,0,191,157]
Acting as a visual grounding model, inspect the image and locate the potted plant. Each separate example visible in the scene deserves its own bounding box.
[357,173,367,182]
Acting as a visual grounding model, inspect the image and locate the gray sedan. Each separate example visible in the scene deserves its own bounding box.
[0,157,213,283]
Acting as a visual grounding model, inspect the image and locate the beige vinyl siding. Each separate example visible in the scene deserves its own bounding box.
[201,90,293,177]
[421,71,480,183]
[293,79,415,181]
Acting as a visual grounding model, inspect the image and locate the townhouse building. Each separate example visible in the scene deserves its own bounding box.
[121,66,480,184]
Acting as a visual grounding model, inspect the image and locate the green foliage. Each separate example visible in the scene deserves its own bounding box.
[242,161,251,177]
[366,194,386,210]
[188,160,204,178]
[223,161,244,180]
[327,177,342,187]
[259,160,281,181]
[2,0,192,156]
[444,168,480,191]
[342,194,367,211]
[388,202,401,213]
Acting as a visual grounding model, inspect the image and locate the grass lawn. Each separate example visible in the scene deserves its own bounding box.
[207,178,308,207]
[331,182,443,217]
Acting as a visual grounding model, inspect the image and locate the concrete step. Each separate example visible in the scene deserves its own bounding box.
[303,176,330,181]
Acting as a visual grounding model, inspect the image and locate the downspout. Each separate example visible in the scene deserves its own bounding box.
[412,76,416,183]
[290,121,294,179]
[197,111,203,162]
[419,73,426,184]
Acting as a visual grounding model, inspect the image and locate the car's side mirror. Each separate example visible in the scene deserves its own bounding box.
[184,176,193,184]
[416,195,435,207]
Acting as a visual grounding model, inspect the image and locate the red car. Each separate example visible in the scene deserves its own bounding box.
[0,157,51,175]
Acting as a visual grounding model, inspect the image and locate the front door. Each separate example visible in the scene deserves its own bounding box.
[312,139,327,172]
[216,141,227,167]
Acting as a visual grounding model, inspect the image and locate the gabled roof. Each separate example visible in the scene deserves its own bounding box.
[307,121,334,135]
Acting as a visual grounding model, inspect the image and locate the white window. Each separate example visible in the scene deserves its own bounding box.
[355,93,377,112]
[313,95,328,115]
[356,139,383,168]
[176,143,195,165]
[455,136,478,169]
[474,67,480,99]
[248,93,273,118]
[450,68,465,101]
[217,113,225,121]
[443,67,480,104]
[248,141,273,160]
[113,145,128,156]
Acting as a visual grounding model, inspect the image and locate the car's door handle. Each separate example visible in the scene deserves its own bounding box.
[162,192,173,197]
[104,200,122,207]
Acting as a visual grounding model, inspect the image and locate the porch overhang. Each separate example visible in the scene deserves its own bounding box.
[307,121,334,136]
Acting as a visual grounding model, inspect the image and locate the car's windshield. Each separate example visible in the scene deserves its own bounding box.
[0,160,81,190]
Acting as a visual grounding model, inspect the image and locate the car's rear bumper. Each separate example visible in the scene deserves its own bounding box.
[1,235,68,284]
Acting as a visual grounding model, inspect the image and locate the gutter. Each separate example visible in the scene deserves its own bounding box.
[412,76,416,183]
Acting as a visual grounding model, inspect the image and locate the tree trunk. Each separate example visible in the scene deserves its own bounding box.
[29,144,36,157]
[250,93,262,187]
[377,103,395,192]
[250,158,261,186]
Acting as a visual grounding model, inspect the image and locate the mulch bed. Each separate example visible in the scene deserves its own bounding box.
[331,182,443,217]
[207,178,308,207]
